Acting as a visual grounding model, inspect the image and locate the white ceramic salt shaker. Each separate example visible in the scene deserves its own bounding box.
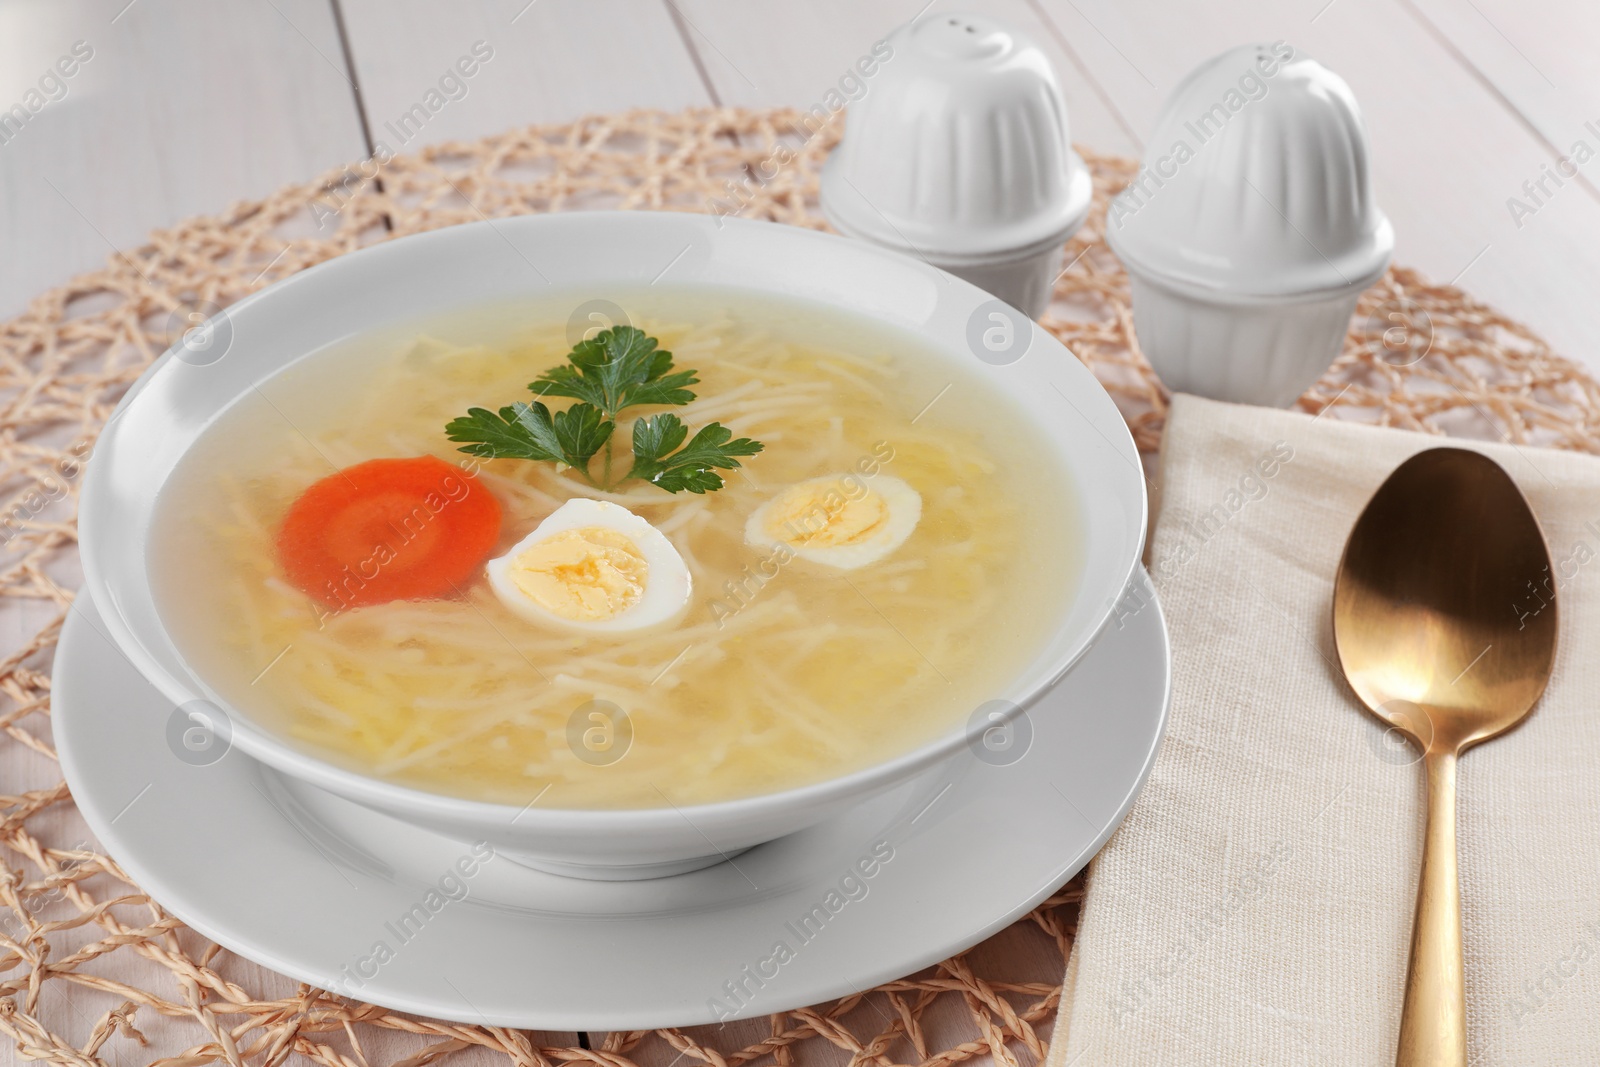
[1107,43,1394,407]
[820,12,1092,319]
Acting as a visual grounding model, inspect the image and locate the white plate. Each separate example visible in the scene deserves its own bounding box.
[55,574,1168,1031]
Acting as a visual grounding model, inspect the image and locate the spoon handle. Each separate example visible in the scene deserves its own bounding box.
[1395,749,1466,1067]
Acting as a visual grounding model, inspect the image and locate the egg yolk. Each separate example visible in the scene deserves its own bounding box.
[504,526,649,622]
[762,479,890,548]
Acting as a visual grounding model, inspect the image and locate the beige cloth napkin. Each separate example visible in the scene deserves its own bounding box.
[1048,394,1600,1066]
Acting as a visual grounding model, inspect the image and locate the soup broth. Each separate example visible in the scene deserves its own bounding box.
[153,289,1079,809]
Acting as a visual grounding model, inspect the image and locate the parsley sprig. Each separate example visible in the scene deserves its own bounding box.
[444,326,762,494]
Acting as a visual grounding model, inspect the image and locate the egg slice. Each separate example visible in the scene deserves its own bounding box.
[487,498,691,632]
[745,473,922,570]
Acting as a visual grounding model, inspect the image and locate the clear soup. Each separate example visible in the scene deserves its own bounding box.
[152,289,1079,809]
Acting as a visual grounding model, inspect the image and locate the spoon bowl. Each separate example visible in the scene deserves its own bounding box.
[1333,446,1557,1066]
[1335,447,1558,749]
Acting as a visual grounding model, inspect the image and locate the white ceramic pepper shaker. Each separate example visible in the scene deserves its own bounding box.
[820,11,1093,319]
[1107,42,1394,407]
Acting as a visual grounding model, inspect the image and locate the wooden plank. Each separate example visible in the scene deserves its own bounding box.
[1403,0,1595,159]
[1027,0,1600,368]
[668,0,1142,156]
[334,0,712,149]
[1401,0,1600,229]
[0,0,368,319]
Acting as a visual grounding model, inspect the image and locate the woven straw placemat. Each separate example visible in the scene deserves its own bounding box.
[3,107,1598,1067]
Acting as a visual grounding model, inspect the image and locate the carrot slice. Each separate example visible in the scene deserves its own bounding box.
[277,456,502,608]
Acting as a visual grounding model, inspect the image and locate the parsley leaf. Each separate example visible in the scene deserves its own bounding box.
[445,401,613,470]
[531,326,698,417]
[627,413,764,494]
[552,402,613,466]
[624,367,700,409]
[628,408,689,459]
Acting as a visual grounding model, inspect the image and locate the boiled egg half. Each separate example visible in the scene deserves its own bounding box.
[487,498,691,632]
[745,473,922,569]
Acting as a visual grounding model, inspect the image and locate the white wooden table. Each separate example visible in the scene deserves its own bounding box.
[3,0,1597,369]
[1,0,1596,1057]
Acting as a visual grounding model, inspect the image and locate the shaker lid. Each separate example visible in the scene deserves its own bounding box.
[1106,43,1394,297]
[820,12,1093,259]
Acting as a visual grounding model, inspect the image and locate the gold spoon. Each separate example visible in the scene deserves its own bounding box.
[1332,447,1558,1067]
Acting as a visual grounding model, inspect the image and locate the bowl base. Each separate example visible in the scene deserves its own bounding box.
[267,765,761,882]
[496,847,754,881]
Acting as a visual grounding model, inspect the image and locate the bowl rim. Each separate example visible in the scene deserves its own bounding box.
[78,209,1147,830]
